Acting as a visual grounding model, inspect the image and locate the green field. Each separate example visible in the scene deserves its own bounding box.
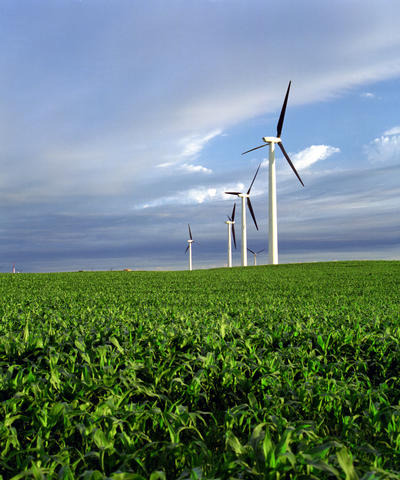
[0,261,399,479]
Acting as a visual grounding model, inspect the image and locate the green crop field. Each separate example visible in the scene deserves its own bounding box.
[0,261,399,479]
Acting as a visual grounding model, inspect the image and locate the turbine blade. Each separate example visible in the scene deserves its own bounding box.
[231,203,236,222]
[232,223,237,249]
[185,245,189,254]
[188,224,193,240]
[247,197,259,230]
[278,142,304,186]
[227,215,232,221]
[247,248,255,254]
[276,81,291,138]
[225,191,240,196]
[257,249,265,254]
[247,162,261,194]
[242,144,268,155]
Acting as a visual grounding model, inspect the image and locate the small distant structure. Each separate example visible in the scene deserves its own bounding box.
[12,264,16,274]
[123,268,132,272]
[185,224,195,271]
[225,203,237,268]
[247,248,265,266]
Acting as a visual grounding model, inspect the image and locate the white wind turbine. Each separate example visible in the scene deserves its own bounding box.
[247,248,264,266]
[242,81,304,265]
[225,203,237,268]
[225,164,261,267]
[185,224,194,271]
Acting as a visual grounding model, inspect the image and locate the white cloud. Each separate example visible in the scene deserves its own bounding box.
[135,182,245,209]
[157,161,175,168]
[365,127,400,163]
[156,131,218,173]
[292,145,340,170]
[361,92,375,98]
[180,163,212,174]
[179,129,222,158]
[383,126,400,136]
[156,161,212,174]
[187,187,217,203]
[261,145,340,172]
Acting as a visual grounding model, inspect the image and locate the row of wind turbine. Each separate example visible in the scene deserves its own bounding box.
[184,81,304,271]
[225,163,261,266]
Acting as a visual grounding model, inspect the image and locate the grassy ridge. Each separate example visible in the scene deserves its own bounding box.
[0,261,399,478]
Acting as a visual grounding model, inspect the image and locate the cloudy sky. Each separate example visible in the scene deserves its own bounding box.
[1,0,399,272]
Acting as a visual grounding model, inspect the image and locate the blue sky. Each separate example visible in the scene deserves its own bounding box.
[0,0,399,272]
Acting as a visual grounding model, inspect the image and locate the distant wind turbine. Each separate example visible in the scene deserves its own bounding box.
[247,248,264,266]
[185,224,194,271]
[225,203,237,268]
[242,81,304,265]
[225,163,261,267]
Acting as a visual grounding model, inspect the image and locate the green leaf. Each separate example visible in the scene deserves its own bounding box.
[111,474,146,480]
[23,322,29,342]
[149,472,166,480]
[80,471,104,480]
[249,422,266,449]
[317,334,324,349]
[262,429,274,458]
[58,466,74,480]
[74,339,86,352]
[4,415,21,428]
[226,431,245,455]
[93,429,113,450]
[110,336,124,354]
[337,447,359,480]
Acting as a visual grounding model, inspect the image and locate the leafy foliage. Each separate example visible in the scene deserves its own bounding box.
[0,261,399,478]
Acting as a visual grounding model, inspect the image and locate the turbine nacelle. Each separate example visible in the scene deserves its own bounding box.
[262,136,281,144]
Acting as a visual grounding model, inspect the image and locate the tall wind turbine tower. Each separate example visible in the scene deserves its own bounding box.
[242,82,304,265]
[185,224,194,271]
[225,203,237,268]
[225,164,260,267]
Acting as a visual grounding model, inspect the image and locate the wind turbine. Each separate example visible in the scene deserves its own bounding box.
[225,203,237,268]
[247,248,264,266]
[225,163,261,267]
[242,81,304,265]
[185,224,194,271]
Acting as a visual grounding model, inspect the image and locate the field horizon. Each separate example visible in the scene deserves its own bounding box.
[6,258,400,275]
